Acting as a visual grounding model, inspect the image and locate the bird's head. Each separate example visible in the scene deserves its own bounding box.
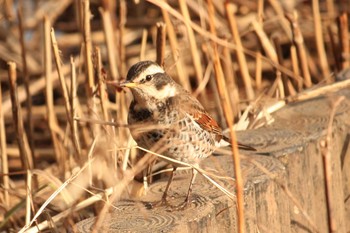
[119,61,178,101]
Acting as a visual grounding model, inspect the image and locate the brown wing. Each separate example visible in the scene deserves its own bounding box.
[171,91,257,151]
[171,92,223,140]
[190,109,223,136]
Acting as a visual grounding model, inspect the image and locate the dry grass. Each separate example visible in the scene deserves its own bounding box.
[0,0,349,232]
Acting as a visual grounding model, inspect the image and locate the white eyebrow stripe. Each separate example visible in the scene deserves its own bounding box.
[143,65,165,76]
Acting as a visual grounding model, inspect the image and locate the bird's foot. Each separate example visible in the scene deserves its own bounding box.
[144,198,170,209]
[166,197,192,211]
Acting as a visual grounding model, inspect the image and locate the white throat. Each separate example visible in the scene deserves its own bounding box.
[157,84,177,99]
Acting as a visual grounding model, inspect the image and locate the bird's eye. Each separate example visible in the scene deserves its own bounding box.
[145,75,152,81]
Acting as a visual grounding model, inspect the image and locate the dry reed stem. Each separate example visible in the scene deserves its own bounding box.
[99,7,119,79]
[96,47,109,122]
[24,185,116,233]
[0,77,9,207]
[118,0,127,75]
[70,57,82,158]
[338,13,349,69]
[225,2,255,101]
[257,0,264,23]
[44,16,65,174]
[156,22,166,67]
[252,21,278,62]
[312,0,331,82]
[4,0,14,20]
[50,29,72,118]
[178,0,204,85]
[287,11,312,88]
[191,62,213,98]
[327,25,341,72]
[287,77,350,103]
[222,44,239,116]
[82,0,94,97]
[273,36,296,96]
[18,8,35,159]
[252,20,285,98]
[19,139,99,233]
[0,38,41,73]
[7,61,34,170]
[2,58,79,114]
[148,0,301,82]
[255,51,262,90]
[25,169,32,226]
[207,0,245,232]
[116,0,129,153]
[267,0,293,38]
[23,0,72,29]
[161,6,191,91]
[140,29,148,61]
[290,45,302,91]
[186,0,224,29]
[321,96,345,232]
[51,28,82,161]
[326,0,335,20]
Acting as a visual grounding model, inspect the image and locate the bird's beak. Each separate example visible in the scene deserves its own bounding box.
[119,81,138,88]
[106,80,138,88]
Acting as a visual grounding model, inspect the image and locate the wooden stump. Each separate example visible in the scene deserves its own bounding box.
[77,91,350,232]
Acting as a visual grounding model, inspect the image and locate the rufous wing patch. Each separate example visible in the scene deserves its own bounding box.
[190,111,223,141]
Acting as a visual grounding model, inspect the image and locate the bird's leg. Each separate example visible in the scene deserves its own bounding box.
[175,167,198,210]
[161,166,176,202]
[145,166,176,209]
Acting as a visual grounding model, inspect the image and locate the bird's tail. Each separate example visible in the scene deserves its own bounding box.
[221,135,257,151]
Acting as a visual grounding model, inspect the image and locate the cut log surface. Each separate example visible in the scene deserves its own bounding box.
[77,90,350,232]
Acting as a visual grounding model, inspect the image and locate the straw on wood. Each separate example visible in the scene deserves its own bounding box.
[286,78,350,103]
[321,96,345,232]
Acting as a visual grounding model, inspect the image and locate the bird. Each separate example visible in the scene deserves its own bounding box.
[110,60,255,209]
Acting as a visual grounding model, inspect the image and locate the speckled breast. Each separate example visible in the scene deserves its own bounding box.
[128,101,216,166]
